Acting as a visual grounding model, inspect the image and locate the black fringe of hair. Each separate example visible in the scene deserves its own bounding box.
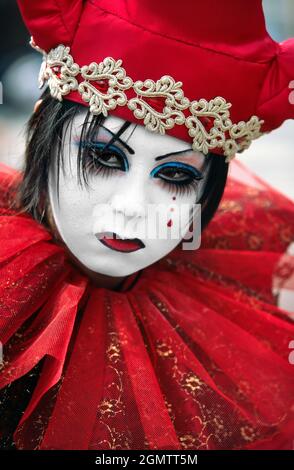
[14,87,229,231]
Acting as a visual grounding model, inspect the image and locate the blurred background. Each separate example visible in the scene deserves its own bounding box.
[0,0,293,199]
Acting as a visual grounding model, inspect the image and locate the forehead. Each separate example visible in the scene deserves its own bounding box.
[72,109,203,158]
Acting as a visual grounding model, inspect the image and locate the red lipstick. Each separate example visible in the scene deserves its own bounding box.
[96,232,145,253]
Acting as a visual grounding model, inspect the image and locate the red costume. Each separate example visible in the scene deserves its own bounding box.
[0,160,293,449]
[0,0,293,450]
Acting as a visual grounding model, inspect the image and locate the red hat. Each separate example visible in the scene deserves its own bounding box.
[17,0,294,162]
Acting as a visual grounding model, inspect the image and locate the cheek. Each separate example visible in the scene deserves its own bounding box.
[58,171,121,215]
[54,190,91,237]
[51,172,93,235]
[151,185,197,231]
[85,173,121,200]
[145,190,197,261]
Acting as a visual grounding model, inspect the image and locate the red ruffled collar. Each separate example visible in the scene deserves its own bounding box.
[0,162,294,450]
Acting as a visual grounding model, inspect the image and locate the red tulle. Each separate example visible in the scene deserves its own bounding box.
[0,160,293,450]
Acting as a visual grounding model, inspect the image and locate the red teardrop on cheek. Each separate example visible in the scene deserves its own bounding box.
[167,219,173,227]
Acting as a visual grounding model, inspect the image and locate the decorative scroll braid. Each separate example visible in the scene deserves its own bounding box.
[31,39,265,162]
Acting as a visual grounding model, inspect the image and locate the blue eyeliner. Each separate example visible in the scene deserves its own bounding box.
[75,140,129,171]
[150,161,203,179]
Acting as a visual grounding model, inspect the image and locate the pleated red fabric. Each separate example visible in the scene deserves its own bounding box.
[0,160,293,450]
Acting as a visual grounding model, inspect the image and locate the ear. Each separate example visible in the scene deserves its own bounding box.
[33,99,43,113]
[16,0,84,51]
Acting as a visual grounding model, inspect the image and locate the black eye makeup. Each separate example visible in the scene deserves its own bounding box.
[74,138,204,197]
[76,141,129,176]
[150,161,203,197]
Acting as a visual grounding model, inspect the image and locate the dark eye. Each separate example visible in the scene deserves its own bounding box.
[159,167,196,183]
[89,148,121,168]
[80,141,128,176]
[151,162,203,197]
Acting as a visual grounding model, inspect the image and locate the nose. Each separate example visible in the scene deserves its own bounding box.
[109,176,147,219]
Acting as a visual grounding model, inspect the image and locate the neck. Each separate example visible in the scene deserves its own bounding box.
[66,248,128,290]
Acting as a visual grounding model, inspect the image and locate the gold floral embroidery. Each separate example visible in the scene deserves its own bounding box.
[128,76,189,134]
[186,97,232,155]
[79,57,133,116]
[149,292,263,449]
[156,340,174,358]
[30,39,265,162]
[33,43,80,101]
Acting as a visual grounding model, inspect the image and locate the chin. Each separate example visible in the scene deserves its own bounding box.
[84,260,140,277]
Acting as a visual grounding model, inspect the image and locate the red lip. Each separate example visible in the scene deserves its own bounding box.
[97,232,145,253]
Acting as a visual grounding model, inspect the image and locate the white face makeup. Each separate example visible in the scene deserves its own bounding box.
[48,111,211,277]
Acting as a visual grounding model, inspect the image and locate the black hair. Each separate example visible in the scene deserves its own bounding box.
[13,87,229,232]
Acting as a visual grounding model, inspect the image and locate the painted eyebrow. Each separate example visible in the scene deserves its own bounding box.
[154,148,194,161]
[99,124,196,161]
[100,123,135,154]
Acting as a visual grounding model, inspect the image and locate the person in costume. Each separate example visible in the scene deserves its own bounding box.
[0,0,294,450]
